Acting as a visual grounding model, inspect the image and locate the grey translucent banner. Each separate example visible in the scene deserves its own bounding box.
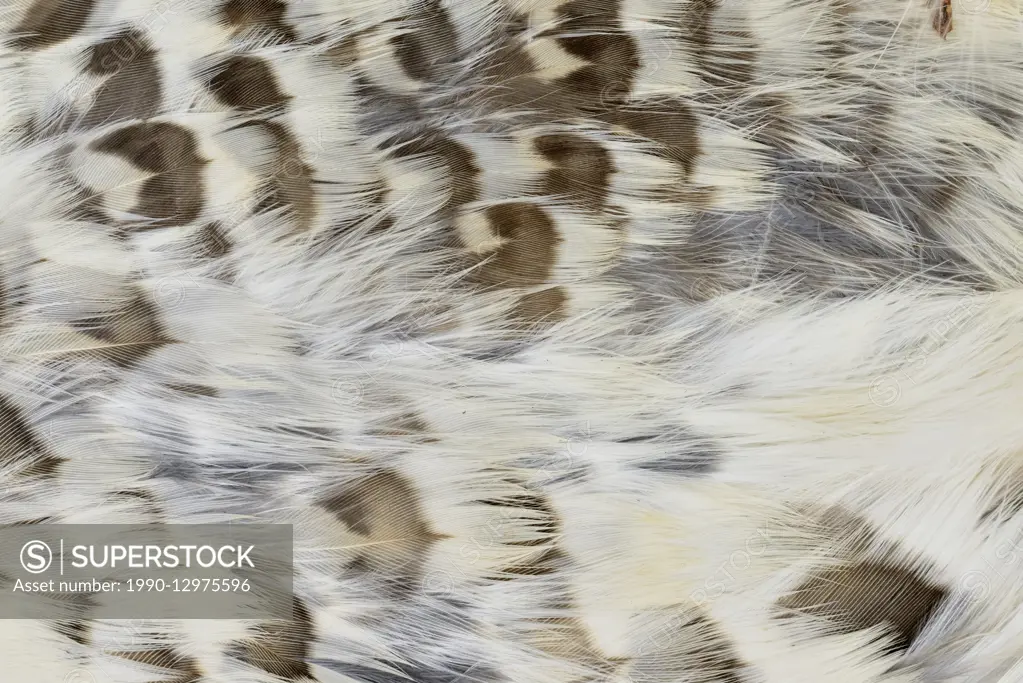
[0,524,293,619]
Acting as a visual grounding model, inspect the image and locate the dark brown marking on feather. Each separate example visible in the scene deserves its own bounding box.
[387,132,481,212]
[248,122,318,232]
[208,55,291,113]
[109,488,164,520]
[686,0,718,58]
[320,469,447,586]
[645,612,747,683]
[554,0,629,60]
[779,560,948,655]
[511,287,567,330]
[8,516,56,526]
[66,178,111,223]
[926,176,963,216]
[54,619,91,646]
[556,53,640,109]
[529,616,623,675]
[604,102,701,178]
[982,488,1023,525]
[112,648,203,683]
[86,29,148,76]
[472,38,556,114]
[434,137,482,211]
[323,470,409,535]
[194,222,233,260]
[10,0,96,50]
[47,593,99,644]
[809,507,880,555]
[91,122,207,226]
[535,134,614,210]
[497,546,567,578]
[707,30,757,89]
[979,464,1023,526]
[221,0,298,44]
[0,274,7,328]
[503,491,561,544]
[746,92,795,149]
[682,0,757,89]
[71,287,176,368]
[0,396,65,477]
[326,35,360,69]
[235,596,314,680]
[633,439,722,475]
[166,383,218,398]
[934,0,953,39]
[692,615,748,683]
[369,411,437,442]
[113,488,159,505]
[391,0,460,83]
[189,221,235,281]
[467,47,576,121]
[386,412,430,435]
[815,0,856,64]
[513,0,641,110]
[83,29,163,127]
[474,203,561,288]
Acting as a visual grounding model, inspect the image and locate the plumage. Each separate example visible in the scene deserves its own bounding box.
[2,0,1023,680]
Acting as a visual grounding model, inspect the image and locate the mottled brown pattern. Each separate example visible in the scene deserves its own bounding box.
[498,546,567,578]
[388,132,481,212]
[392,0,460,83]
[529,616,622,677]
[67,181,111,223]
[678,612,748,683]
[10,0,95,50]
[554,0,640,106]
[247,121,319,232]
[320,469,446,587]
[605,102,702,178]
[84,29,163,126]
[368,411,437,442]
[535,133,614,210]
[933,0,953,39]
[112,648,203,683]
[0,395,64,477]
[682,0,758,90]
[553,0,626,59]
[53,619,90,646]
[476,0,640,116]
[325,35,360,69]
[91,122,208,226]
[71,287,176,368]
[235,597,315,680]
[165,383,219,398]
[0,274,7,329]
[779,560,948,654]
[474,203,562,288]
[511,287,567,329]
[193,222,233,260]
[979,464,1023,526]
[3,1,1023,682]
[557,50,640,109]
[221,0,298,43]
[208,55,291,112]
